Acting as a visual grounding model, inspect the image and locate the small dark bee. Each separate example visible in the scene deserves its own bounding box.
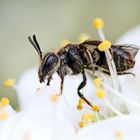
[28,35,139,107]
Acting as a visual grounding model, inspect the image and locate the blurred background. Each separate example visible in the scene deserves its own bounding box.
[0,0,140,108]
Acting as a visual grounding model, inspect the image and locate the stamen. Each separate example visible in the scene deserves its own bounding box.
[92,105,99,112]
[95,112,100,121]
[79,113,96,128]
[93,18,119,91]
[98,40,111,51]
[79,99,84,104]
[3,79,16,87]
[93,18,104,29]
[102,82,140,109]
[23,131,30,140]
[0,112,9,120]
[79,34,90,43]
[50,94,60,103]
[77,104,83,110]
[96,88,106,99]
[60,40,71,47]
[82,113,95,121]
[94,79,123,115]
[0,103,3,111]
[1,97,10,107]
[104,98,123,115]
[114,130,124,139]
[55,40,71,52]
[93,77,102,87]
[77,99,84,110]
[79,121,84,128]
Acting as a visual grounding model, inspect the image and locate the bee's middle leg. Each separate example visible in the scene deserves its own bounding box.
[77,70,93,107]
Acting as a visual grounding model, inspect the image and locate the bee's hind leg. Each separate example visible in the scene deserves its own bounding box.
[77,70,93,107]
[117,71,135,76]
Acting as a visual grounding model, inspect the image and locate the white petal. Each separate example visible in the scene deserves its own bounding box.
[16,68,97,128]
[77,115,140,140]
[16,67,127,129]
[116,26,140,114]
[0,87,76,140]
[0,105,16,133]
[15,68,45,109]
[116,25,140,45]
[0,112,22,140]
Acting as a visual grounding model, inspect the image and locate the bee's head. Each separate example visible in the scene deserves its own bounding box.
[38,53,60,83]
[28,35,60,83]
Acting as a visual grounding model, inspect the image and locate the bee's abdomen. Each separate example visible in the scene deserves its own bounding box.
[113,49,135,72]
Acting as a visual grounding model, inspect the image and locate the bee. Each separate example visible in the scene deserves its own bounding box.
[28,35,139,107]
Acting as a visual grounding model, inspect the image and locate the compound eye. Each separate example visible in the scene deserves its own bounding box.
[43,53,59,74]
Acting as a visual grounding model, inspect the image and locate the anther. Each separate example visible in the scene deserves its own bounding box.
[79,34,90,43]
[93,77,102,87]
[93,18,104,29]
[98,40,111,51]
[3,79,16,87]
[92,105,100,112]
[96,88,106,99]
[1,97,10,107]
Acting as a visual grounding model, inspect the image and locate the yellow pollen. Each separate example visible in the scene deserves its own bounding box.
[79,98,84,105]
[114,130,124,139]
[82,113,94,121]
[79,121,84,128]
[77,104,83,110]
[93,77,102,87]
[98,40,111,51]
[60,40,71,47]
[79,34,90,43]
[0,103,3,111]
[50,94,59,103]
[15,107,21,112]
[93,18,104,29]
[96,88,106,99]
[92,105,99,112]
[3,79,16,87]
[0,112,9,120]
[1,97,10,107]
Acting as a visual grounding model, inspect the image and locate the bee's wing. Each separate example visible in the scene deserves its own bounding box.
[112,44,139,59]
[82,40,101,47]
[82,40,139,75]
[82,40,139,56]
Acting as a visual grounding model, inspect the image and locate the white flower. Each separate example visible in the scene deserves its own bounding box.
[15,68,45,109]
[15,68,97,129]
[77,115,140,140]
[0,87,76,140]
[2,19,140,140]
[116,25,140,114]
[14,67,130,129]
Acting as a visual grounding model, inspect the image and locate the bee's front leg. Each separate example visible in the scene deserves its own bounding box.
[46,76,52,86]
[59,76,64,95]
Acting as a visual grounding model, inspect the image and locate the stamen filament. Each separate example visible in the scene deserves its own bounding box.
[98,29,119,91]
[93,18,119,91]
[102,82,140,109]
[103,98,123,115]
[95,112,99,121]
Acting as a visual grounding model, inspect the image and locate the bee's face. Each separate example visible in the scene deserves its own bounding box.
[38,53,60,83]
